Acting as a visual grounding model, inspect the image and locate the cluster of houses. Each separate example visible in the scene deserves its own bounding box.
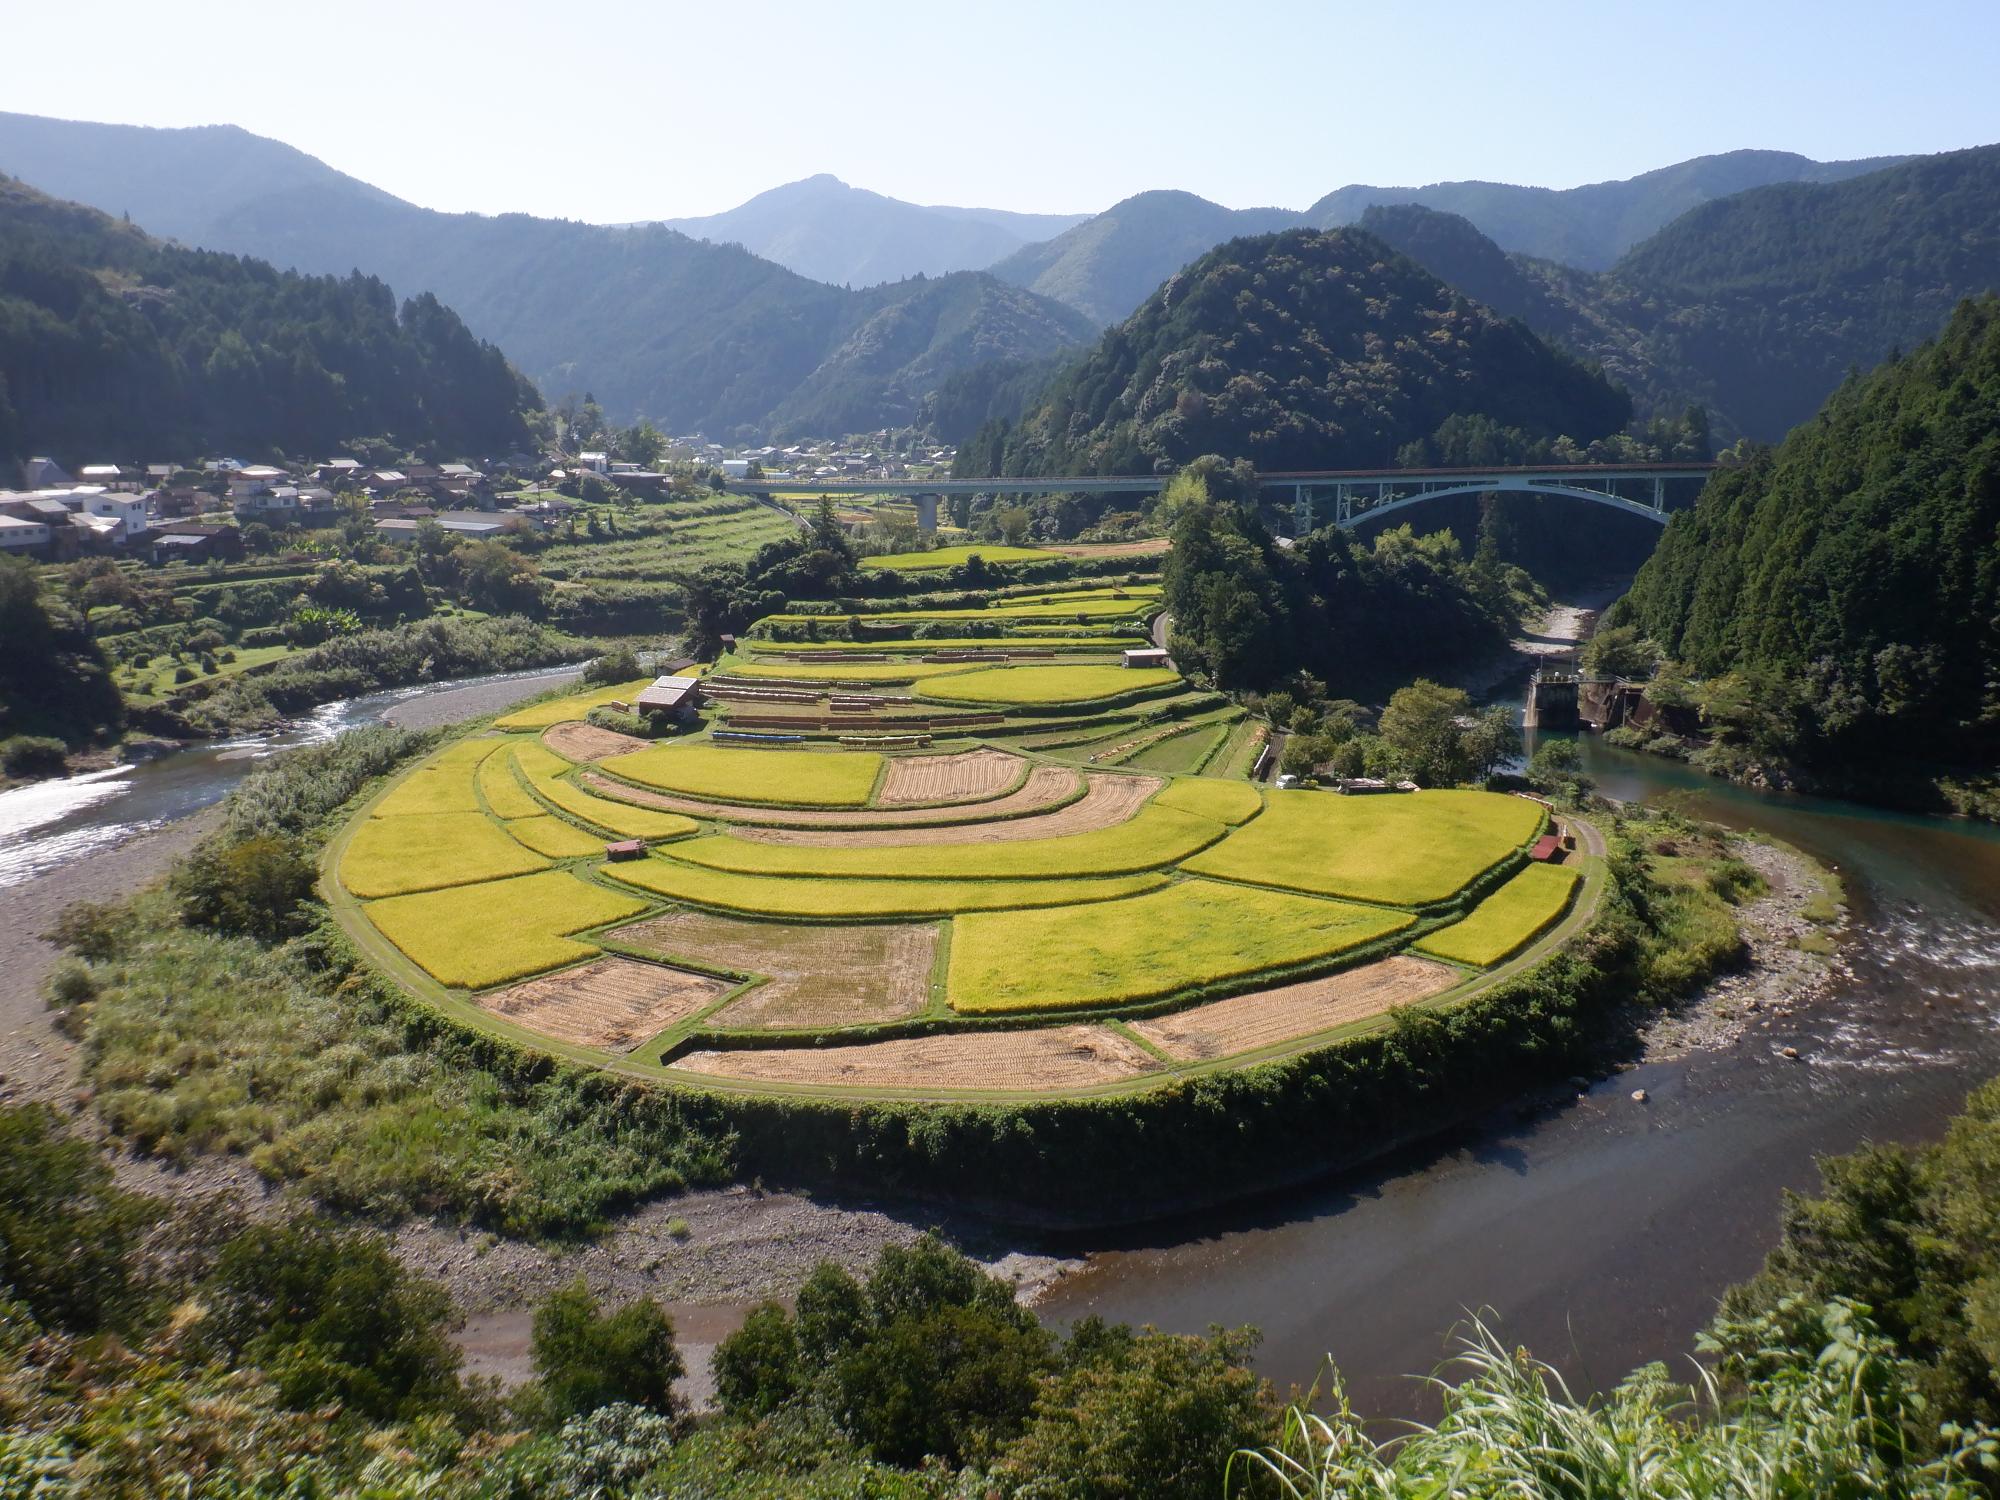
[692,437,954,484]
[0,431,959,565]
[0,453,582,564]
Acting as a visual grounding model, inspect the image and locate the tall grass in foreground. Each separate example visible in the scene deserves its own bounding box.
[1234,1300,1994,1498]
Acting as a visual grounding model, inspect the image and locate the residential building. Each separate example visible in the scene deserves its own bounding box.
[0,514,51,553]
[228,465,289,498]
[152,522,245,564]
[82,492,148,540]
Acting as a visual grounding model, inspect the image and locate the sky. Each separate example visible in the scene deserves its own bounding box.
[7,0,1999,222]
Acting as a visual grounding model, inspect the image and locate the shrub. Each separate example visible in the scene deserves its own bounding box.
[585,705,654,738]
[0,1105,152,1332]
[547,1404,677,1496]
[173,834,319,943]
[712,1301,802,1417]
[173,665,197,684]
[0,735,67,777]
[199,1219,467,1422]
[528,1279,686,1422]
[582,647,642,685]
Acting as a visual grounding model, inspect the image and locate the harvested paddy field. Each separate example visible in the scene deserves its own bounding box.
[542,721,650,762]
[876,748,1024,804]
[619,912,937,1028]
[479,957,730,1050]
[579,764,1084,828]
[1131,956,1461,1060]
[735,771,1162,848]
[672,1024,1159,1092]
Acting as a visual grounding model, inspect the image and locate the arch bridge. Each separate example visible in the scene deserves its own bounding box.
[738,462,1715,532]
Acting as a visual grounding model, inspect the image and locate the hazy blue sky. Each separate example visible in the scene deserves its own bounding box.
[9,0,1997,220]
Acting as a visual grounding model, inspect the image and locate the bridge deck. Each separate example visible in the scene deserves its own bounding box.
[743,463,1715,499]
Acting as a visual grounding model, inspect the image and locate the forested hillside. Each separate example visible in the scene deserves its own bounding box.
[0,114,1095,437]
[1616,295,2000,773]
[0,175,538,461]
[1360,148,2000,444]
[973,227,1630,476]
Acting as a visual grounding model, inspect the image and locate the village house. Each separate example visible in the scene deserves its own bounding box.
[0,513,52,554]
[633,674,704,723]
[77,464,144,492]
[151,522,245,564]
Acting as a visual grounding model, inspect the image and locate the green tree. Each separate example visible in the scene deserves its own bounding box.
[1378,679,1475,786]
[711,1301,801,1417]
[200,1220,466,1422]
[992,1327,1274,1500]
[171,834,318,944]
[529,1279,686,1422]
[1582,623,1662,679]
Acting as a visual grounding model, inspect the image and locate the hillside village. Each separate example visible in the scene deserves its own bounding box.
[0,434,957,565]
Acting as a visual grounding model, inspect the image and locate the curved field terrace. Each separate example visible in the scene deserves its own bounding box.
[323,632,1604,1100]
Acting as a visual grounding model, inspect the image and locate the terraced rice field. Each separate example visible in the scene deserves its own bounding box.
[331,586,1600,1097]
[581,763,1084,828]
[1184,789,1546,906]
[1131,956,1461,1060]
[603,858,1170,919]
[480,957,730,1050]
[663,801,1227,880]
[674,1025,1159,1091]
[362,871,650,990]
[1415,863,1583,966]
[860,543,1062,570]
[542,722,650,762]
[341,811,547,898]
[876,749,1024,804]
[600,743,883,807]
[946,879,1415,1013]
[618,912,937,1028]
[915,664,1179,705]
[733,771,1161,848]
[495,678,655,730]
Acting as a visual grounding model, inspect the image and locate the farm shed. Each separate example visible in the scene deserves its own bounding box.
[1122,647,1170,669]
[1529,834,1565,863]
[634,675,704,722]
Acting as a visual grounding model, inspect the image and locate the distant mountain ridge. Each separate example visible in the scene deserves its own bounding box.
[659,174,1089,286]
[985,149,1912,330]
[1359,146,2000,441]
[0,112,1095,437]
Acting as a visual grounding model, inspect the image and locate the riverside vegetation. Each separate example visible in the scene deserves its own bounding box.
[2,1099,1991,1497]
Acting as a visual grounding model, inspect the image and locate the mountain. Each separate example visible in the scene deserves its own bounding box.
[977,226,1631,476]
[0,113,1094,438]
[1312,149,1909,269]
[0,174,537,463]
[1360,147,2000,442]
[1615,295,2000,773]
[984,154,1907,330]
[659,174,1087,286]
[987,191,1306,325]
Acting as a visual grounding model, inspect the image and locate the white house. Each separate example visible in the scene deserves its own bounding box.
[82,492,148,540]
[720,458,752,479]
[578,451,610,475]
[234,487,300,520]
[228,465,289,498]
[0,514,51,552]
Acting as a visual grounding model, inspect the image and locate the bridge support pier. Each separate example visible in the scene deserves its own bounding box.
[913,494,938,533]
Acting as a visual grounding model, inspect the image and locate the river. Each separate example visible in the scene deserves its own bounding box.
[7,660,1999,1415]
[0,664,583,894]
[1039,731,2000,1410]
